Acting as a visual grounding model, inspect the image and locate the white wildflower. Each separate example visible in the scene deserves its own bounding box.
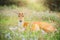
[5,33,12,39]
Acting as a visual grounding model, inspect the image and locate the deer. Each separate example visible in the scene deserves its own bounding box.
[18,12,57,33]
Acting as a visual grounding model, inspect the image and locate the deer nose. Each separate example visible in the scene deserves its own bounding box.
[19,20,22,22]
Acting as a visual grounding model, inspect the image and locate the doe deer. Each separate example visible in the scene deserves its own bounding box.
[18,12,57,33]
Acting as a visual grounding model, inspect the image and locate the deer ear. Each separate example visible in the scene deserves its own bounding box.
[18,13,20,17]
[22,13,24,17]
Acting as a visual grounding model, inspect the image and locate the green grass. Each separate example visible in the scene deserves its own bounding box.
[0,6,60,40]
[27,3,48,12]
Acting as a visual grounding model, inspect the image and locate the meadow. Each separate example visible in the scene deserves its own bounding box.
[0,5,60,40]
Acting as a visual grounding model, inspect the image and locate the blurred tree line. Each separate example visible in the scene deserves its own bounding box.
[0,0,60,12]
[45,0,60,12]
[0,0,27,6]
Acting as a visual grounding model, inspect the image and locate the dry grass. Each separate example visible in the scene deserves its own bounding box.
[0,6,60,40]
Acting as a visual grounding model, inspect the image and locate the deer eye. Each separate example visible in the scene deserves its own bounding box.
[22,15,24,17]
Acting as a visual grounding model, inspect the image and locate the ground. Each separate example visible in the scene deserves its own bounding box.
[0,5,60,40]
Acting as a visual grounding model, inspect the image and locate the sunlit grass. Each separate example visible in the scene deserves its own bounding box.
[0,6,60,40]
[27,3,48,12]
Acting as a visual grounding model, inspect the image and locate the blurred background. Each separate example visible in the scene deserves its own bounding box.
[0,0,60,40]
[0,0,60,12]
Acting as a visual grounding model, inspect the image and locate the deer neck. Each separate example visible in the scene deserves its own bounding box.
[18,19,24,28]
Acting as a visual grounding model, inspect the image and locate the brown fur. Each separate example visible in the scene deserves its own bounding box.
[18,12,57,33]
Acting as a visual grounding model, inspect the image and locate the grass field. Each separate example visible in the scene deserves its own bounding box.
[0,5,60,40]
